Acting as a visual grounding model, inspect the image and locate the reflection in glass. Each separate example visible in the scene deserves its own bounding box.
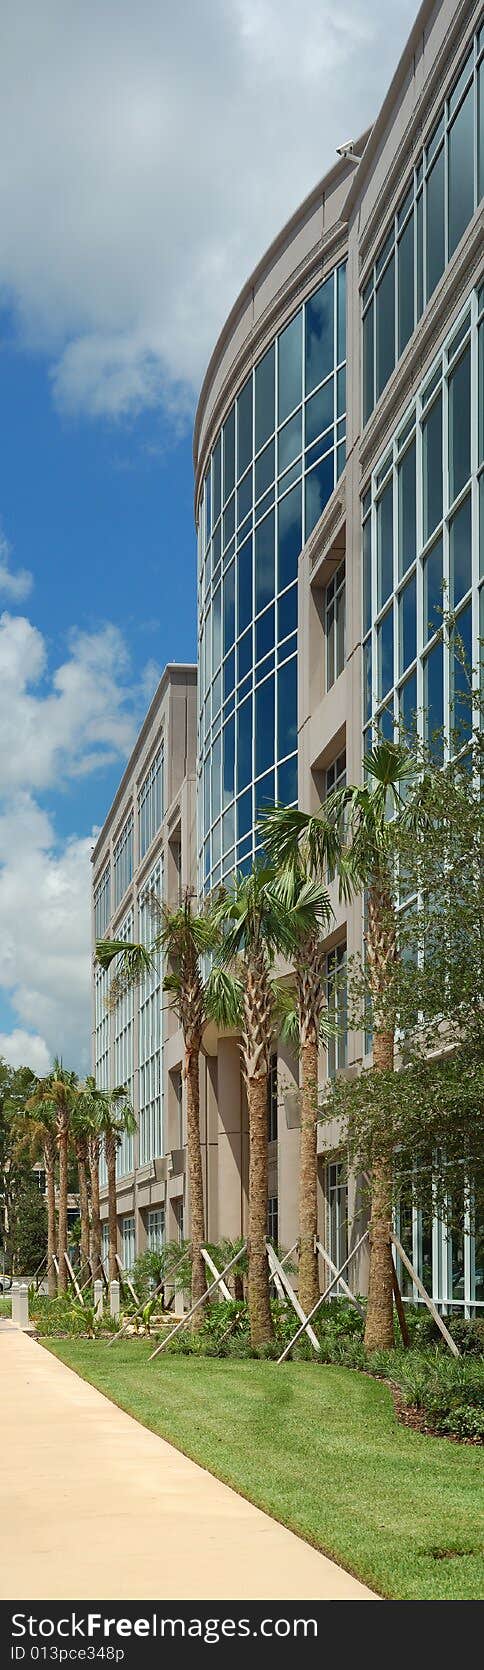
[305,273,334,394]
[277,583,297,642]
[237,378,253,480]
[448,86,474,257]
[399,571,416,672]
[277,754,298,804]
[422,393,443,541]
[255,439,275,501]
[423,535,443,640]
[304,454,334,538]
[237,697,252,792]
[237,536,252,636]
[376,478,393,609]
[223,407,235,503]
[256,603,275,665]
[398,214,414,354]
[278,410,302,475]
[277,658,297,758]
[278,313,302,423]
[377,607,394,700]
[450,493,472,606]
[255,345,275,452]
[278,483,302,592]
[376,254,395,398]
[399,670,417,738]
[426,148,445,298]
[423,638,444,757]
[255,676,275,778]
[448,346,470,503]
[255,512,275,613]
[305,380,333,446]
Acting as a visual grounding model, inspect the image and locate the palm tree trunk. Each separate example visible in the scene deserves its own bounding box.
[45,1138,57,1298]
[106,1137,118,1285]
[57,1111,69,1293]
[89,1137,102,1281]
[185,1042,206,1327]
[298,1038,320,1315]
[247,1072,274,1348]
[76,1145,90,1280]
[364,1024,395,1353]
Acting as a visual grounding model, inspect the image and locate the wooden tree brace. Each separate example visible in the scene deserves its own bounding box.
[150,1242,248,1360]
[315,1240,365,1318]
[266,1241,321,1351]
[391,1232,459,1357]
[64,1251,84,1304]
[201,1247,232,1300]
[277,1230,369,1363]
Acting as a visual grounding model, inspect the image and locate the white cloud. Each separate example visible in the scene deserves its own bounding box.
[0,532,33,602]
[0,0,416,423]
[0,1029,51,1076]
[0,612,151,790]
[0,616,160,1072]
[0,795,93,1076]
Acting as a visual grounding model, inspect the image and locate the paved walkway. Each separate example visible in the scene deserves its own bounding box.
[0,1323,376,1601]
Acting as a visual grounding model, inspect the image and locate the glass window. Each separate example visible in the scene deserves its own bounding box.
[426,148,445,298]
[255,675,275,777]
[237,536,253,637]
[448,85,474,257]
[237,377,253,480]
[277,754,297,803]
[277,483,302,592]
[377,607,394,701]
[223,715,235,804]
[448,345,471,504]
[362,505,372,635]
[399,669,417,738]
[223,561,235,653]
[277,657,297,759]
[255,345,275,451]
[256,603,275,665]
[278,409,302,474]
[223,406,235,503]
[212,583,221,671]
[94,867,111,939]
[423,638,444,757]
[278,312,302,422]
[375,253,395,399]
[255,438,275,501]
[451,601,472,742]
[305,273,334,394]
[376,478,394,609]
[398,214,414,355]
[449,493,472,606]
[277,583,297,642]
[363,299,374,424]
[363,637,372,722]
[305,380,333,446]
[255,511,275,614]
[397,438,416,576]
[213,436,221,525]
[337,264,346,364]
[325,560,345,690]
[138,747,164,861]
[399,572,416,673]
[305,453,334,538]
[237,468,252,528]
[422,393,443,541]
[113,815,133,910]
[479,59,484,201]
[237,697,252,792]
[423,535,443,640]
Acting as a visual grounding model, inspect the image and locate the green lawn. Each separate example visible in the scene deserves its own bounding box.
[46,1339,484,1601]
[0,1297,11,1315]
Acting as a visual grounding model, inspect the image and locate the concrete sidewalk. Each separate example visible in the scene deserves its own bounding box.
[0,1323,376,1601]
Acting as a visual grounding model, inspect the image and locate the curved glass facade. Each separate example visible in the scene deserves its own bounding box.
[197,261,347,890]
[363,280,484,755]
[362,22,484,424]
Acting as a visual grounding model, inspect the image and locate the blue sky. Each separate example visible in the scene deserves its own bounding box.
[0,0,416,1075]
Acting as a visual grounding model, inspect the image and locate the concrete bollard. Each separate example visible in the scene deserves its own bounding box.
[94,1279,103,1318]
[12,1283,30,1330]
[109,1280,120,1320]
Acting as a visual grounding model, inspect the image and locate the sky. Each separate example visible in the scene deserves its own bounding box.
[0,0,417,1077]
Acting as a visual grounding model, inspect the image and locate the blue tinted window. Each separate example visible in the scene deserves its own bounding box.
[237,537,252,635]
[398,214,414,354]
[422,394,442,541]
[277,754,298,803]
[278,312,302,422]
[237,378,253,479]
[450,493,472,605]
[256,604,275,664]
[363,300,374,424]
[223,716,235,803]
[223,563,235,653]
[423,535,443,641]
[399,670,417,737]
[398,572,416,673]
[363,638,372,722]
[278,409,302,474]
[255,512,275,613]
[213,437,221,524]
[376,254,395,399]
[277,658,297,758]
[426,149,445,298]
[448,346,471,503]
[277,583,297,642]
[377,607,394,700]
[255,439,275,500]
[376,479,393,610]
[305,273,334,394]
[337,264,346,364]
[451,602,472,741]
[398,440,416,577]
[278,483,302,592]
[223,407,235,503]
[237,787,252,840]
[424,638,444,758]
[255,345,275,451]
[305,380,333,445]
[255,677,274,777]
[305,454,334,538]
[448,86,474,258]
[237,626,252,684]
[237,698,252,792]
[363,514,372,636]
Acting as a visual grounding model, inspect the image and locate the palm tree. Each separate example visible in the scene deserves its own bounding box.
[97,891,218,1320]
[26,1060,78,1293]
[70,1086,96,1281]
[269,858,334,1313]
[88,1124,103,1282]
[210,864,328,1348]
[14,1099,58,1297]
[87,1083,135,1283]
[262,741,430,1352]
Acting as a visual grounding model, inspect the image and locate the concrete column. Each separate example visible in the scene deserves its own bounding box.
[109,1280,120,1319]
[12,1284,29,1330]
[93,1280,103,1318]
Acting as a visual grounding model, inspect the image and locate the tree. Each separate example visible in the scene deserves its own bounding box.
[0,1061,38,1277]
[17,1089,58,1296]
[27,1060,78,1293]
[263,848,334,1313]
[210,864,328,1348]
[262,742,432,1352]
[9,1174,48,1275]
[97,891,218,1320]
[82,1081,135,1284]
[70,1089,95,1281]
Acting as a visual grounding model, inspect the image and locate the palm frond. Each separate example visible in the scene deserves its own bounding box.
[205,966,244,1030]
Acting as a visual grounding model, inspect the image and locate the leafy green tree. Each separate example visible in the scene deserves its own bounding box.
[26,1060,79,1292]
[9,1174,48,1274]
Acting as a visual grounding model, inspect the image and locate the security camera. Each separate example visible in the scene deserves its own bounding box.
[336,141,363,163]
